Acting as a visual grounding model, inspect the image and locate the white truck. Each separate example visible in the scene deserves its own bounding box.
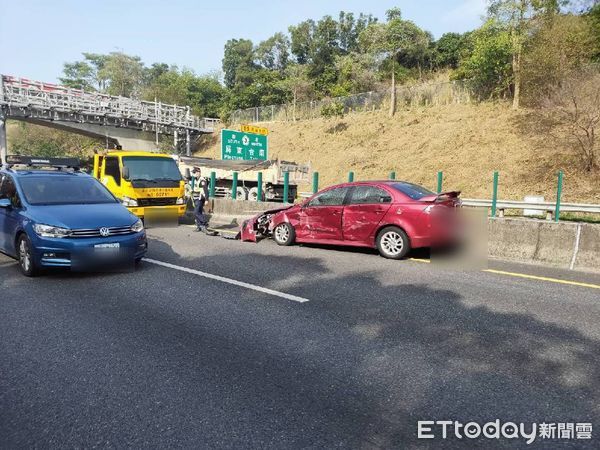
[177,156,310,202]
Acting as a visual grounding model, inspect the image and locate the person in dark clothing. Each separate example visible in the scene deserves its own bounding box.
[192,167,210,232]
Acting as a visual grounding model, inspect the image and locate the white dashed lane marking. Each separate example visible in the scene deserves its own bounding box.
[144,258,309,303]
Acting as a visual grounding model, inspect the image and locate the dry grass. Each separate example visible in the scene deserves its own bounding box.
[195,102,600,203]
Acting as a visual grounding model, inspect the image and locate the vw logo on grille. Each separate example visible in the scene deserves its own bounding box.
[99,227,111,237]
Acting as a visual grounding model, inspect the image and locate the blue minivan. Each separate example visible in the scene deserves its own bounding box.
[0,157,147,276]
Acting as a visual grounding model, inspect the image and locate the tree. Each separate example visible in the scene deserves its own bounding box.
[280,64,313,120]
[434,32,467,69]
[542,67,600,171]
[522,13,598,103]
[454,20,513,99]
[9,122,102,160]
[339,12,378,53]
[98,52,145,97]
[333,53,378,96]
[61,51,145,97]
[144,62,170,86]
[222,39,256,89]
[189,73,226,118]
[60,53,108,91]
[288,20,316,65]
[487,0,563,109]
[142,67,225,117]
[587,1,600,60]
[256,32,290,72]
[359,8,431,115]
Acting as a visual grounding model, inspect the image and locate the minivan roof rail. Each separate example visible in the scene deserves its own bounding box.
[4,155,81,171]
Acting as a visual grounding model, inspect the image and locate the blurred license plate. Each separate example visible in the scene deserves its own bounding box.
[145,207,178,228]
[95,243,120,250]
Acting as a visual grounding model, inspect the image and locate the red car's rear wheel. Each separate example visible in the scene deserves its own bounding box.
[376,226,410,259]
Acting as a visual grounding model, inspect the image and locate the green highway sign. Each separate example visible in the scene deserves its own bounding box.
[221,129,268,161]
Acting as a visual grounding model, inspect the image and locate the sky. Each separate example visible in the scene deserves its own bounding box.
[0,0,487,84]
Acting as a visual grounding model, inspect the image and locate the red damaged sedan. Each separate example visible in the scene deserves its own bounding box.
[240,181,461,259]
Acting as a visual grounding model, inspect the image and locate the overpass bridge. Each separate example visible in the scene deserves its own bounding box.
[0,75,220,164]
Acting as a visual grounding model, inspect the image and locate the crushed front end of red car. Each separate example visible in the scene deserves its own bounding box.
[240,206,293,242]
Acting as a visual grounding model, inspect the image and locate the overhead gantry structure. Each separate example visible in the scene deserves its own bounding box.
[0,75,219,164]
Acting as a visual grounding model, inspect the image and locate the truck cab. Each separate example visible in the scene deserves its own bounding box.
[93,151,186,219]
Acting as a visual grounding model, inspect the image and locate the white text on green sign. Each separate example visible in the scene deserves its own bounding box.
[221,129,268,161]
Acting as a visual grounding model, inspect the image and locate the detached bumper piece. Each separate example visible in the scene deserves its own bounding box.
[240,220,257,242]
[206,223,241,240]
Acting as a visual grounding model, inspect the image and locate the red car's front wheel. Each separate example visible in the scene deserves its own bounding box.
[376,226,410,259]
[273,222,295,246]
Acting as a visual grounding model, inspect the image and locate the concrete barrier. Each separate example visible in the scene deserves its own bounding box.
[487,218,587,270]
[488,219,541,262]
[574,224,600,273]
[202,200,600,273]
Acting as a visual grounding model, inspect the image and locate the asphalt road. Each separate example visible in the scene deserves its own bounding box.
[1,225,599,449]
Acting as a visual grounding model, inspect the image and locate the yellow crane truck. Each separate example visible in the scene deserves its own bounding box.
[92,151,186,220]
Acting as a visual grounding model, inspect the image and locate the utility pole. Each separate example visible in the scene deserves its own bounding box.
[0,112,7,166]
[155,97,159,148]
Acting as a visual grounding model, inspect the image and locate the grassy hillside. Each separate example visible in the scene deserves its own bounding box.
[195,103,599,203]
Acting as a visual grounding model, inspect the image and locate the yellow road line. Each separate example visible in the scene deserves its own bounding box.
[482,269,600,290]
[407,258,599,290]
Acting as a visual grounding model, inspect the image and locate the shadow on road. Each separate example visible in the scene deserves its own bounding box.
[135,237,600,447]
[1,236,598,448]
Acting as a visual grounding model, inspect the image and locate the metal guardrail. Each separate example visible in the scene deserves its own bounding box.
[0,75,220,132]
[299,192,600,216]
[461,199,600,216]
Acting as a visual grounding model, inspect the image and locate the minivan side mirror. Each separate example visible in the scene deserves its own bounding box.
[122,166,130,180]
[0,198,11,208]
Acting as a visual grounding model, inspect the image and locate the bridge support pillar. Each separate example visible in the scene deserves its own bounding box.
[0,113,7,166]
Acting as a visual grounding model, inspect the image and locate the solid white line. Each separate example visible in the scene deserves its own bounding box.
[143,258,309,303]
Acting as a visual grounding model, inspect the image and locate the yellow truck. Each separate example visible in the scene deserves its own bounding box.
[92,151,186,219]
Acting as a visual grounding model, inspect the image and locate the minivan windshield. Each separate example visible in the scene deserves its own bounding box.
[122,157,182,182]
[18,175,118,205]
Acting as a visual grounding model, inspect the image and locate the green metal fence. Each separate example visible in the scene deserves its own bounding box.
[189,169,584,222]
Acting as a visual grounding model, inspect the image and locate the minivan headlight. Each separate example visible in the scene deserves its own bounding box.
[131,219,144,233]
[33,223,71,238]
[122,196,139,207]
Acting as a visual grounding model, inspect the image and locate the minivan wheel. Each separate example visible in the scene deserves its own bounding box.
[273,222,295,246]
[376,226,410,260]
[17,234,39,277]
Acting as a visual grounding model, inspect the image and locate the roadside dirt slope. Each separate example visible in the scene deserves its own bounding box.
[195,103,599,203]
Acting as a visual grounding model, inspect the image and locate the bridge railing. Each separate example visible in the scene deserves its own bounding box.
[0,75,219,131]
